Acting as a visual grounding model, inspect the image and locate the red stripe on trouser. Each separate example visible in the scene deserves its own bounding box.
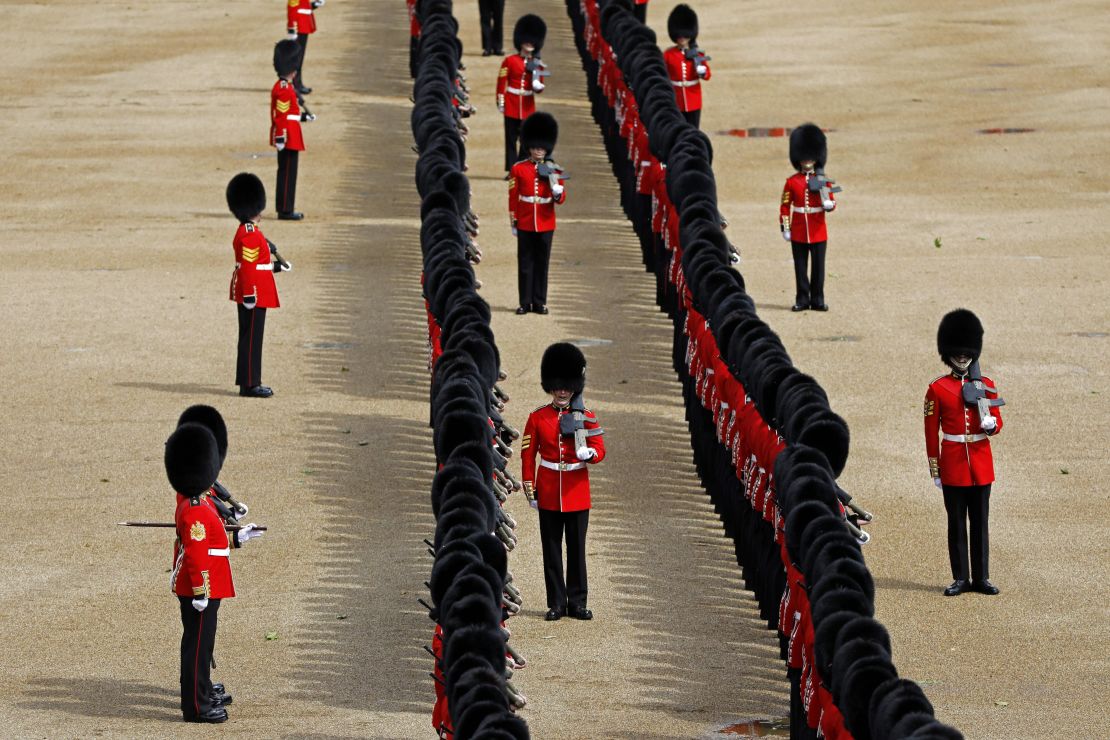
[194,609,204,713]
[282,156,291,212]
[248,309,256,386]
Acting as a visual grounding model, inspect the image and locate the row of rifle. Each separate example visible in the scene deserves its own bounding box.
[567,1,963,739]
[412,1,532,738]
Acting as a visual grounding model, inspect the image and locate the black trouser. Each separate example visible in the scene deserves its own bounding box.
[236,304,267,388]
[409,36,418,78]
[517,229,553,309]
[296,33,310,89]
[538,509,590,610]
[504,116,522,171]
[276,149,299,215]
[635,193,655,271]
[682,108,701,129]
[632,3,647,23]
[179,596,221,719]
[478,0,504,52]
[942,484,991,582]
[790,239,826,307]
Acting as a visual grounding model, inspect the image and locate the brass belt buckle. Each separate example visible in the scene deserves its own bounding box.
[559,462,567,471]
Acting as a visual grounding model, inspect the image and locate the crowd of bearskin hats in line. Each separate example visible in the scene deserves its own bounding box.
[406,0,967,736]
[411,2,535,737]
[566,1,966,739]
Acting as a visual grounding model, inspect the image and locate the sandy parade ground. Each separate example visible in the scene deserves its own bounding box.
[0,0,1107,738]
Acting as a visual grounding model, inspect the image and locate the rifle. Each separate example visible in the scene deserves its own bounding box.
[266,240,293,272]
[962,360,1005,428]
[537,160,570,196]
[806,168,843,205]
[524,56,551,80]
[118,522,267,531]
[683,45,711,70]
[558,393,603,458]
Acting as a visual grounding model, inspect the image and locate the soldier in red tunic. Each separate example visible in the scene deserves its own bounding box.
[521,343,606,621]
[272,40,315,221]
[166,423,262,722]
[925,309,1004,596]
[286,0,324,96]
[664,5,711,129]
[633,0,650,24]
[508,112,566,314]
[780,123,837,311]
[497,15,547,174]
[227,173,290,398]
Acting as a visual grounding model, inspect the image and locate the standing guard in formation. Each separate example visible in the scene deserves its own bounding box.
[497,14,548,175]
[166,422,263,723]
[521,343,606,621]
[508,112,566,315]
[478,0,506,56]
[664,5,711,129]
[780,123,837,312]
[286,0,324,96]
[925,309,1004,597]
[271,39,315,221]
[227,173,291,398]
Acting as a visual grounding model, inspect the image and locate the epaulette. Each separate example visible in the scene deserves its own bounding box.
[245,223,256,233]
[533,404,549,413]
[190,496,202,506]
[929,374,947,385]
[279,79,290,89]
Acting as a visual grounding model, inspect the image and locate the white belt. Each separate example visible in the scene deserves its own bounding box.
[297,8,313,14]
[519,195,552,204]
[540,457,585,472]
[943,433,987,443]
[238,262,273,270]
[287,114,301,121]
[208,548,230,557]
[671,79,699,88]
[792,206,823,214]
[505,87,534,96]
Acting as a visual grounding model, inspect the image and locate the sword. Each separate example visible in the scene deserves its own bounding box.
[117,522,267,531]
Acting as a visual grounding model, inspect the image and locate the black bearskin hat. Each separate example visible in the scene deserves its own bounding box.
[513,14,547,52]
[520,112,558,154]
[540,342,586,395]
[273,39,301,77]
[789,123,828,171]
[667,4,699,43]
[165,422,221,497]
[226,172,266,223]
[937,308,984,364]
[177,405,228,464]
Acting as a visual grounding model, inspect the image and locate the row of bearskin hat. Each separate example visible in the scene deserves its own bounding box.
[566,1,963,738]
[412,1,532,738]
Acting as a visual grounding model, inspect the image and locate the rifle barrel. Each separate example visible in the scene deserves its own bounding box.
[117,522,267,532]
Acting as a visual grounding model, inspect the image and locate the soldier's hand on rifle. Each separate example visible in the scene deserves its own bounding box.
[551,183,564,198]
[311,0,325,7]
[576,446,597,461]
[192,596,209,612]
[822,199,835,211]
[302,111,317,122]
[981,415,997,433]
[933,477,943,490]
[531,77,545,93]
[243,295,257,310]
[236,523,264,545]
[696,64,708,77]
[781,229,791,242]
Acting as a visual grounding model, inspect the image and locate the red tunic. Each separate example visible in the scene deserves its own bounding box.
[287,0,318,35]
[496,54,542,120]
[521,403,606,512]
[229,222,281,309]
[664,46,711,113]
[171,493,235,599]
[508,159,566,232]
[407,0,421,38]
[271,78,305,151]
[779,172,835,244]
[924,372,1003,486]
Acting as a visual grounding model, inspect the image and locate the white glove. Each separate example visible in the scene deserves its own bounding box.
[695,64,708,76]
[576,446,597,461]
[302,111,317,122]
[192,596,209,612]
[822,199,835,211]
[287,30,299,41]
[531,78,545,92]
[274,136,286,152]
[511,226,518,237]
[498,105,505,114]
[242,295,257,310]
[782,230,791,242]
[933,478,943,490]
[529,500,538,510]
[237,523,264,545]
[551,184,564,197]
[980,416,997,432]
[311,0,325,7]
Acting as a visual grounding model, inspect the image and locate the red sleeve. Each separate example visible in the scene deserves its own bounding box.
[508,164,518,219]
[496,58,509,99]
[554,175,566,205]
[584,411,605,464]
[780,178,793,227]
[701,61,712,81]
[985,376,1003,434]
[521,411,537,484]
[924,385,940,478]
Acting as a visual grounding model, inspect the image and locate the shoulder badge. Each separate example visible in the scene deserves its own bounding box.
[245,223,256,233]
[190,496,201,506]
[279,79,290,89]
[289,0,299,6]
[189,521,207,542]
[923,398,936,417]
[498,66,509,78]
[241,245,260,263]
